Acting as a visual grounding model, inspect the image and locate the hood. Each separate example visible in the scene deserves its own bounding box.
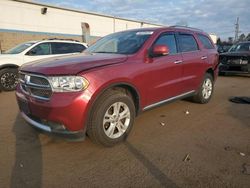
[21,53,128,75]
[0,54,16,58]
[220,51,250,57]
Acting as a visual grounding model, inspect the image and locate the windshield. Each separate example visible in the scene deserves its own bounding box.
[4,42,35,54]
[229,43,250,52]
[86,30,154,54]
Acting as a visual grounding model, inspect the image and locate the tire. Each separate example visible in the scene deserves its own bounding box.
[87,89,135,147]
[0,68,19,91]
[192,73,214,104]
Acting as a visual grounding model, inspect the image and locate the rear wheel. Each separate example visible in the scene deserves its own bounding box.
[192,73,214,104]
[87,89,135,147]
[0,68,18,91]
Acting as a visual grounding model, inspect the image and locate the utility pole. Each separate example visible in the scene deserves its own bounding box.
[234,17,239,42]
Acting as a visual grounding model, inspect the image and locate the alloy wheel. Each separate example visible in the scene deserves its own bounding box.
[202,78,212,99]
[0,72,18,90]
[103,102,131,139]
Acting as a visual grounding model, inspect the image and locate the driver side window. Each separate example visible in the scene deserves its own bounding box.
[155,34,177,54]
[27,43,51,56]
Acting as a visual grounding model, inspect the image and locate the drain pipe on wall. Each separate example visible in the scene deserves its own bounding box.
[113,16,116,33]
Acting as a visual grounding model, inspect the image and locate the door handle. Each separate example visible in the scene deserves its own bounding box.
[174,60,183,64]
[201,56,207,60]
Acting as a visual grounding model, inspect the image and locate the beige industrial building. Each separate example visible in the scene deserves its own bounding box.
[0,0,162,52]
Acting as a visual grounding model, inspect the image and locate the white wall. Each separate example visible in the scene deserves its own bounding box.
[0,0,162,37]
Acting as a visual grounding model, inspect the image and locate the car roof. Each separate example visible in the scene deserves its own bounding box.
[25,39,87,46]
[117,26,208,36]
[40,39,86,44]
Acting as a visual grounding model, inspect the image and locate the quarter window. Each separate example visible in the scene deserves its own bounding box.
[198,34,214,49]
[73,44,86,52]
[178,34,199,52]
[154,34,177,54]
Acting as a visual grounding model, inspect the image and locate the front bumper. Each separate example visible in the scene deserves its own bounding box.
[219,63,250,74]
[20,112,85,139]
[16,83,91,138]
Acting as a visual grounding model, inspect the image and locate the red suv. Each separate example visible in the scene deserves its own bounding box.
[16,27,219,146]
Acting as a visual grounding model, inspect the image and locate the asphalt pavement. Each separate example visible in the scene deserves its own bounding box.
[0,75,249,188]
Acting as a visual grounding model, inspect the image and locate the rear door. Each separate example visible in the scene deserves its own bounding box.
[197,34,218,74]
[146,32,184,105]
[177,32,206,93]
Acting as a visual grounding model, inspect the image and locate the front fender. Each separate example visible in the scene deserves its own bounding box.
[0,63,19,69]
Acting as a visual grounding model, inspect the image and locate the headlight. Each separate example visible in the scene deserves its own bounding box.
[241,60,248,65]
[48,76,89,92]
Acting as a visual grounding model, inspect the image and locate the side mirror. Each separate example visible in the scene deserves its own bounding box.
[151,45,169,57]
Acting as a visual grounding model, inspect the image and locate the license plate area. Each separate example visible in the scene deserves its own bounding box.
[18,99,30,115]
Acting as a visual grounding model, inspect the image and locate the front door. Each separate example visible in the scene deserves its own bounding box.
[24,42,54,63]
[146,32,184,105]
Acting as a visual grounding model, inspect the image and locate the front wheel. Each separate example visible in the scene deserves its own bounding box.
[192,73,214,104]
[87,89,135,147]
[0,68,18,91]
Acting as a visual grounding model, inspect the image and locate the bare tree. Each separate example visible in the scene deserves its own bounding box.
[238,34,246,42]
[246,33,250,41]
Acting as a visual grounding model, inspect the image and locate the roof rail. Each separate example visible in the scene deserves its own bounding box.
[170,25,203,32]
[42,38,80,42]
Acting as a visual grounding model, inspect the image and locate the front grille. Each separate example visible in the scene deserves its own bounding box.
[30,76,50,86]
[227,59,241,65]
[30,87,52,98]
[220,56,248,65]
[19,72,52,100]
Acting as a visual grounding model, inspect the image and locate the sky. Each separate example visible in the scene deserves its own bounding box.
[35,0,250,40]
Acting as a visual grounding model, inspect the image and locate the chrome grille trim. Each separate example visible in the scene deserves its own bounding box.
[19,72,52,101]
[26,82,51,88]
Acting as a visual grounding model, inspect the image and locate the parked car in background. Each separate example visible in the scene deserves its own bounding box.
[217,44,233,53]
[219,41,250,75]
[16,26,218,146]
[0,39,88,91]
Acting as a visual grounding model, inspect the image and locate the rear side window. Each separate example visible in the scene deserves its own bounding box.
[51,43,86,54]
[178,34,199,52]
[198,34,214,49]
[155,34,177,54]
